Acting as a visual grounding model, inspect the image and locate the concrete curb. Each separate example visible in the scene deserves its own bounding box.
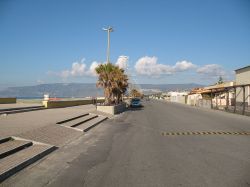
[0,107,45,115]
[0,106,43,112]
[0,141,33,159]
[56,113,88,124]
[0,137,57,182]
[71,115,98,128]
[0,137,12,144]
[83,116,108,132]
[0,145,56,182]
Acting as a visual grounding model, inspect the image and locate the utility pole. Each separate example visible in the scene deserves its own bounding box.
[102,26,113,64]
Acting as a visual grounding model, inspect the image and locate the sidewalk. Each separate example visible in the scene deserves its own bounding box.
[0,104,107,182]
[0,104,96,138]
[0,103,43,110]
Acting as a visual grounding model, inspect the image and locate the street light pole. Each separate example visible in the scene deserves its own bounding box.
[102,26,113,64]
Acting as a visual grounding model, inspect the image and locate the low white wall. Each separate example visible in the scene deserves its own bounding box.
[197,99,211,109]
[187,94,202,106]
[170,95,186,104]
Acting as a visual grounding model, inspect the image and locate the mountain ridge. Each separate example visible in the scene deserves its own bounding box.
[0,83,205,98]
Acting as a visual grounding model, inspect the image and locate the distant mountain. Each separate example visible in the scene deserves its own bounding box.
[140,83,204,91]
[0,83,103,98]
[0,83,204,98]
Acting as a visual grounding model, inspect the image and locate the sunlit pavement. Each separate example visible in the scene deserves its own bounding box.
[3,100,250,187]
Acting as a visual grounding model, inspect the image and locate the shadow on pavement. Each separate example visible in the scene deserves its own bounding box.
[127,105,144,111]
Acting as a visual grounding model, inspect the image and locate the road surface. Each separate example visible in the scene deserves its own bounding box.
[3,100,250,187]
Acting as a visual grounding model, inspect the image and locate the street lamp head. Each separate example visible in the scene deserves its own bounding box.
[102,26,114,32]
[109,27,114,32]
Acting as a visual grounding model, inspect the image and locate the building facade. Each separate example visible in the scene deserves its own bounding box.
[168,91,188,104]
[235,66,250,106]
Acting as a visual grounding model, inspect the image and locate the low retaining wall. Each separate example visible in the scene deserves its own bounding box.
[170,95,187,104]
[0,98,16,104]
[197,99,212,109]
[43,99,104,108]
[97,103,126,115]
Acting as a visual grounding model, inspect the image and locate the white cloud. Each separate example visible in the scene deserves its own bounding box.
[36,80,45,84]
[174,60,197,71]
[134,56,195,76]
[59,62,86,78]
[60,70,71,78]
[50,55,229,83]
[88,61,100,76]
[53,55,130,79]
[135,56,173,76]
[55,59,101,78]
[116,56,129,70]
[196,64,226,77]
[70,62,86,76]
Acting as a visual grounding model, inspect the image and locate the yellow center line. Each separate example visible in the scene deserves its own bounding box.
[161,131,250,136]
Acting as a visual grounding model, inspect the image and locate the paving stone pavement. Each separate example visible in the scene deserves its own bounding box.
[0,104,111,183]
[0,104,96,137]
[0,103,43,110]
[17,125,83,147]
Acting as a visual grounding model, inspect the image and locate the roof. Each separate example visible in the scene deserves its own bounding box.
[189,82,250,95]
[204,81,235,90]
[206,83,250,94]
[189,88,211,94]
[235,65,250,72]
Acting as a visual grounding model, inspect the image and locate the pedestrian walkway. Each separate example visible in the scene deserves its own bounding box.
[17,125,83,147]
[0,137,55,182]
[0,105,96,137]
[57,113,108,133]
[0,103,42,110]
[0,104,110,182]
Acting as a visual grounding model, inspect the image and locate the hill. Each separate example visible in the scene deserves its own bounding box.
[0,83,204,98]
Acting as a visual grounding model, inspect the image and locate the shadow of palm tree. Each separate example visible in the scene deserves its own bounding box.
[127,105,144,111]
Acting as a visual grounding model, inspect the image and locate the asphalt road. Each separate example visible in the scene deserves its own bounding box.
[47,100,250,187]
[3,100,250,187]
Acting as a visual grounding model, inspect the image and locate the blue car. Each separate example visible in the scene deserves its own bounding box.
[130,98,142,107]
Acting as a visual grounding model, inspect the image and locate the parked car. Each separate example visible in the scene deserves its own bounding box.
[130,98,142,107]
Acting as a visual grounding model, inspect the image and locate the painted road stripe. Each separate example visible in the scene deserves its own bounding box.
[161,131,250,136]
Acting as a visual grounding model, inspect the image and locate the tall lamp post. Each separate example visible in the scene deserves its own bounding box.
[102,26,113,64]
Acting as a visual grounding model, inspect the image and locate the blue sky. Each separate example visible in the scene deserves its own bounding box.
[0,0,249,89]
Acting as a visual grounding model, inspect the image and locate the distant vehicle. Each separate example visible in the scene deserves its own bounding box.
[130,98,142,107]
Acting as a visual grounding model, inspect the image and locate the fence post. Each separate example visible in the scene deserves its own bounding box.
[210,90,213,109]
[242,86,245,115]
[216,93,218,109]
[226,90,229,111]
[234,87,236,113]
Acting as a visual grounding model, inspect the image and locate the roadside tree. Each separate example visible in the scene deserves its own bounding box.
[95,63,128,105]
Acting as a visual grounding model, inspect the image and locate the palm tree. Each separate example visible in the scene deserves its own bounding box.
[112,67,128,104]
[217,76,224,84]
[96,63,113,105]
[96,63,128,105]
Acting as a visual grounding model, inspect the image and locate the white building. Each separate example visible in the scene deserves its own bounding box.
[168,91,188,104]
[204,81,235,107]
[235,66,250,106]
[187,93,202,106]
